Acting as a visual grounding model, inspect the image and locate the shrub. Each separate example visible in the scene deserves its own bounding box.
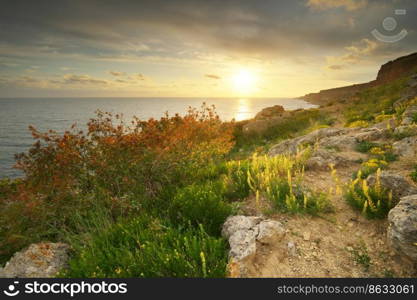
[345,169,393,219]
[168,182,233,235]
[2,105,235,264]
[61,217,228,278]
[246,153,331,215]
[355,141,379,153]
[221,160,251,200]
[353,158,388,179]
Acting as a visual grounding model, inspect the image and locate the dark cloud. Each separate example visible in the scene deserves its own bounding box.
[62,74,108,85]
[0,0,415,63]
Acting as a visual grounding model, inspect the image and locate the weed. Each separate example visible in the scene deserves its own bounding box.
[346,169,394,219]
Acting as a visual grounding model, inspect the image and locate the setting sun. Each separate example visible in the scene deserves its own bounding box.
[232,69,258,95]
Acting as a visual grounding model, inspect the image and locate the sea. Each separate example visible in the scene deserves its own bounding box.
[0,97,316,178]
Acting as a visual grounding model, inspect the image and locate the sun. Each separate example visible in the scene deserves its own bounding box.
[232,69,258,95]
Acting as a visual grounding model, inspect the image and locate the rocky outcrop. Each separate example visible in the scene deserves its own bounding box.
[387,195,417,263]
[0,243,70,278]
[255,105,285,120]
[222,216,285,262]
[376,53,417,85]
[401,105,417,126]
[392,136,417,157]
[367,172,417,202]
[302,52,417,105]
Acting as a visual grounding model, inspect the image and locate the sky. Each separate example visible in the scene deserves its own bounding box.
[0,0,416,98]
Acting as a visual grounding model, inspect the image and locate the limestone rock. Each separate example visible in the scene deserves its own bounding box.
[392,136,417,157]
[401,105,417,126]
[367,171,417,202]
[0,243,70,278]
[222,216,285,261]
[387,195,417,262]
[257,220,285,244]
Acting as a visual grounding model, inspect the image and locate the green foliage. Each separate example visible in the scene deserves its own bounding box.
[355,141,379,153]
[233,109,333,152]
[246,153,331,215]
[0,106,235,266]
[346,169,394,219]
[61,216,228,278]
[344,77,407,126]
[221,160,251,200]
[168,182,233,236]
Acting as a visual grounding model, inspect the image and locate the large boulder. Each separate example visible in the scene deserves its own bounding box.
[387,195,417,262]
[222,216,285,261]
[392,136,417,157]
[367,171,417,202]
[0,243,70,278]
[255,105,285,120]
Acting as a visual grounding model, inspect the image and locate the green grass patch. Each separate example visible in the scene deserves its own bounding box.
[61,216,228,278]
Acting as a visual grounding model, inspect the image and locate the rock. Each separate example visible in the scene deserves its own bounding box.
[257,220,285,244]
[303,231,311,241]
[255,105,285,120]
[393,125,417,137]
[268,127,348,156]
[354,127,385,142]
[287,241,297,257]
[401,105,417,126]
[0,243,70,278]
[392,136,417,157]
[222,216,285,261]
[387,195,417,262]
[305,149,365,170]
[367,171,417,202]
[319,134,357,151]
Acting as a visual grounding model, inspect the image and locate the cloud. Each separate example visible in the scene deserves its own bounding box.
[129,73,146,81]
[326,38,381,70]
[306,0,368,11]
[204,74,221,79]
[62,74,108,85]
[327,65,344,70]
[109,71,126,76]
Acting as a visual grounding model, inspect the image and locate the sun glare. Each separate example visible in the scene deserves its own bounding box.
[232,69,258,95]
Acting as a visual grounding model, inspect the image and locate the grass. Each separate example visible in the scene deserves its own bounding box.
[245,153,332,215]
[349,242,372,272]
[346,169,394,219]
[60,215,228,278]
[168,181,233,236]
[232,108,333,155]
[344,77,407,126]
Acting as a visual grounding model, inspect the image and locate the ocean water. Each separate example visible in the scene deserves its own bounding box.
[0,97,316,178]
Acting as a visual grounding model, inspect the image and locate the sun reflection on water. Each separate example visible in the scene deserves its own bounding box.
[234,98,252,121]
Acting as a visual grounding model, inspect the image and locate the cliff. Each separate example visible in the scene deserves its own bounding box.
[303,52,417,105]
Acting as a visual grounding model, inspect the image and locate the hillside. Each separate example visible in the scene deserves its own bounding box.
[303,52,417,106]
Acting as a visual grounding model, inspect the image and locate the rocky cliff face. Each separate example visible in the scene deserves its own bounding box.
[376,52,417,84]
[303,52,417,105]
